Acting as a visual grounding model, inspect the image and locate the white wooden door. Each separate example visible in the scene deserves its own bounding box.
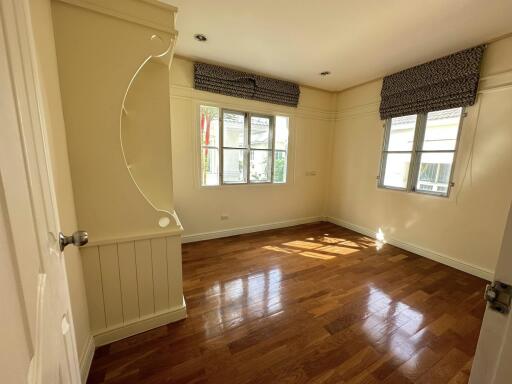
[470,203,512,384]
[0,0,82,383]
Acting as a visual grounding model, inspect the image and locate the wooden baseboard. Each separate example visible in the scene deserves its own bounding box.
[79,335,95,383]
[182,216,324,243]
[92,299,187,347]
[325,216,494,281]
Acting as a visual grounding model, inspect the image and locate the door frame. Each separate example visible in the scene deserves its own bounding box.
[0,0,81,382]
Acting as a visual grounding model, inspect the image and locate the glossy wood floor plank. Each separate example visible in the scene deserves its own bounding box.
[87,222,486,384]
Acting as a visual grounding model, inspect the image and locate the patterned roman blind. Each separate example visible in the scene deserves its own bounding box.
[379,45,485,119]
[194,62,300,107]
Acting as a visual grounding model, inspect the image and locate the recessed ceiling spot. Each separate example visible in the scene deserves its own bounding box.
[194,34,208,42]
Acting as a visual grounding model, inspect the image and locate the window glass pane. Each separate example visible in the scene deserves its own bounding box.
[415,152,454,195]
[382,153,412,189]
[274,150,287,183]
[387,114,417,151]
[223,111,247,148]
[275,116,289,150]
[200,105,220,147]
[274,116,289,183]
[250,116,271,149]
[201,147,219,186]
[250,150,271,182]
[422,107,462,150]
[223,149,247,183]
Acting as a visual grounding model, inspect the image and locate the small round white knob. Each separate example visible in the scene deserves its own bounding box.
[158,217,171,228]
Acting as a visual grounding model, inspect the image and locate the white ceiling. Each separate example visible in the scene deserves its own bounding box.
[162,0,512,91]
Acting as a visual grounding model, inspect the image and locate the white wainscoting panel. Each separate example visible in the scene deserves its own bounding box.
[81,233,186,345]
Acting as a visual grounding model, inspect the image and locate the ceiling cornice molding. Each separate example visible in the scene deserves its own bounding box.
[55,0,177,34]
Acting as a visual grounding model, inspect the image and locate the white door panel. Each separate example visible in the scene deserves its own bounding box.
[0,0,81,382]
[470,204,512,384]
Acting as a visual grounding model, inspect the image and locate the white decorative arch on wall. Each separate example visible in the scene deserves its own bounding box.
[120,32,181,230]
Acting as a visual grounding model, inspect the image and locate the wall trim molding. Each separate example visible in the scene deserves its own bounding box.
[325,216,494,281]
[79,335,95,383]
[92,299,187,347]
[335,100,380,121]
[170,84,337,122]
[334,67,512,121]
[478,68,512,94]
[84,226,184,247]
[182,216,324,243]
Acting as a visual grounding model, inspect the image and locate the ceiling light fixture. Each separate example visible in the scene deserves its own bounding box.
[320,71,331,76]
[194,34,208,42]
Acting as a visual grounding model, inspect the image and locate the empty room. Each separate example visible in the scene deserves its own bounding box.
[2,0,512,383]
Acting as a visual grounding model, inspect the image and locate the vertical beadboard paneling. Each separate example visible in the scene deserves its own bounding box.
[134,239,155,316]
[99,244,124,327]
[80,246,106,331]
[117,241,140,322]
[166,236,183,307]
[82,233,185,343]
[151,238,169,312]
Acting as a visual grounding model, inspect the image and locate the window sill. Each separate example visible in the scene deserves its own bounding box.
[199,181,291,190]
[377,185,451,199]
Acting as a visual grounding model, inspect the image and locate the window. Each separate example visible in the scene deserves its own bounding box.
[200,105,289,186]
[378,107,463,197]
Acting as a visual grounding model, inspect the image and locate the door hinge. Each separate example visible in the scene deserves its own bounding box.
[485,281,512,314]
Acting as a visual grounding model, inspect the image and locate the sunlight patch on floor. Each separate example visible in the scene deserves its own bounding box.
[339,240,362,248]
[299,251,336,260]
[317,245,359,256]
[283,240,323,250]
[319,236,346,244]
[262,245,297,254]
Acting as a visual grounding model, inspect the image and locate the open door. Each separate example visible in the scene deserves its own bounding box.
[0,0,83,382]
[470,204,512,384]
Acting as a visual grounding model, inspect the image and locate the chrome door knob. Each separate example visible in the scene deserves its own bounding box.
[59,230,88,251]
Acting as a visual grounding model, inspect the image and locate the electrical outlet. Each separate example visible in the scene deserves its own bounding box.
[220,214,229,220]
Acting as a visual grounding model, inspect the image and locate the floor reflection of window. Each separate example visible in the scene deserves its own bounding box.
[362,285,424,361]
[248,273,265,317]
[267,268,282,314]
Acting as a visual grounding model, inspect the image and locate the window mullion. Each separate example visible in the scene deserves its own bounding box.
[246,112,250,184]
[220,108,224,184]
[446,107,466,194]
[383,119,392,151]
[271,116,275,183]
[377,119,392,187]
[408,113,426,192]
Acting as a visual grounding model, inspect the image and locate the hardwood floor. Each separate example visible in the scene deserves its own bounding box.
[87,222,487,383]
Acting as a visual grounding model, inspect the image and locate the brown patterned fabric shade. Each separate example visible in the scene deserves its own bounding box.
[379,45,485,119]
[194,62,300,107]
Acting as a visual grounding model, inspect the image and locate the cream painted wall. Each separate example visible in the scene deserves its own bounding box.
[170,57,336,238]
[29,0,90,359]
[52,1,178,243]
[326,36,512,276]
